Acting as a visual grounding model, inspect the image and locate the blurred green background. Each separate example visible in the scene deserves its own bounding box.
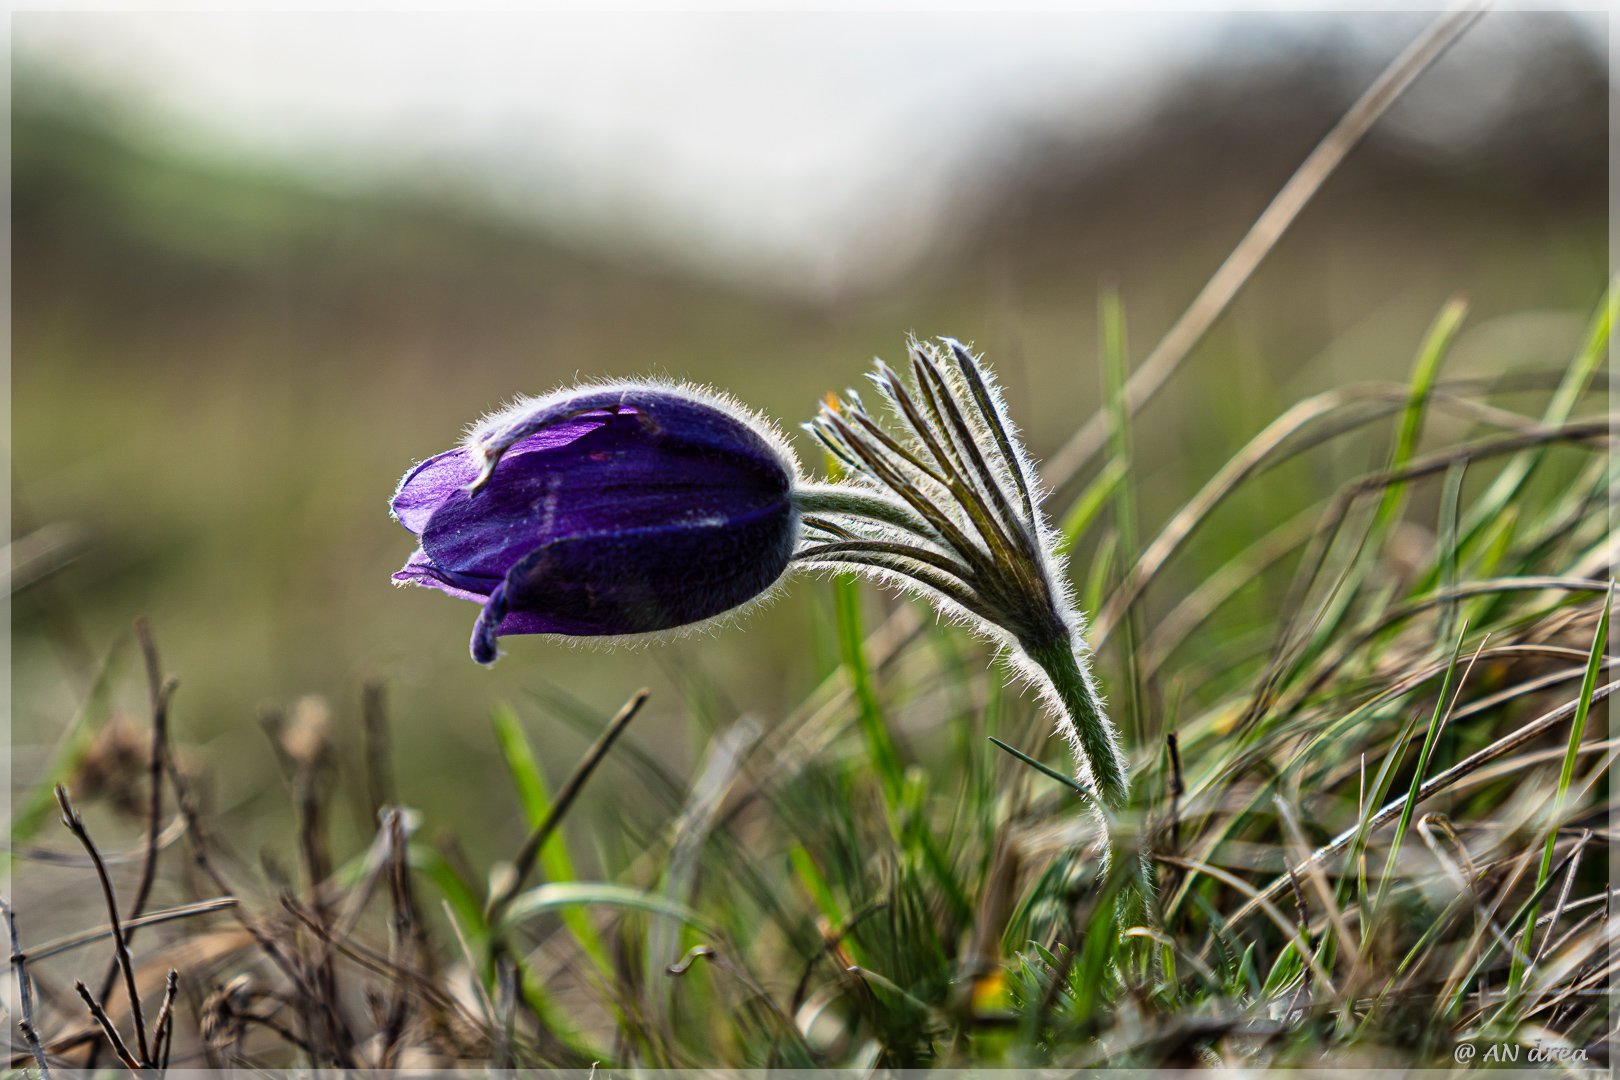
[11,12,1607,879]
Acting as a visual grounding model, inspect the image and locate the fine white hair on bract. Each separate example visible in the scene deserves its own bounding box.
[793,336,1120,798]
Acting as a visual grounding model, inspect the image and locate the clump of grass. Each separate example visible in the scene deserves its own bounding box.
[13,291,1610,1071]
[8,10,1611,1072]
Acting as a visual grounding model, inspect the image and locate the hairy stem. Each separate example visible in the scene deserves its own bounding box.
[1023,635,1128,810]
[1024,634,1152,931]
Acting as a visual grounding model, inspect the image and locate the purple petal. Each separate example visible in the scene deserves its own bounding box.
[492,610,573,636]
[467,389,654,474]
[391,450,478,535]
[395,547,581,637]
[391,412,621,534]
[421,400,790,581]
[497,500,795,636]
[395,385,799,656]
[393,545,499,602]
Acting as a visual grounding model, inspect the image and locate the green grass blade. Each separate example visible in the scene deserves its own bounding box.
[1100,284,1147,749]
[789,845,842,924]
[1347,709,1424,912]
[408,842,487,940]
[899,770,974,927]
[1056,456,1126,557]
[1435,461,1466,645]
[988,736,1094,804]
[1259,939,1303,1001]
[1083,529,1118,621]
[1373,295,1467,538]
[501,881,716,935]
[11,637,128,848]
[1071,883,1120,1027]
[1452,281,1613,571]
[491,702,550,824]
[489,703,612,973]
[1507,584,1611,995]
[1368,623,1470,925]
[833,574,904,805]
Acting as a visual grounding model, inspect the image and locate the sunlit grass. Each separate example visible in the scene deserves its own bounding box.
[9,17,1613,1071]
[14,279,1611,1069]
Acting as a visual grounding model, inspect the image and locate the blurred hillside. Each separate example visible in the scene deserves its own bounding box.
[960,14,1606,250]
[10,19,1607,871]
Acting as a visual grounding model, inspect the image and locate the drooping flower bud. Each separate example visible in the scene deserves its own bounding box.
[391,382,801,664]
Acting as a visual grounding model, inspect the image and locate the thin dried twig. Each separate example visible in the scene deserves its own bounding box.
[8,1031,97,1071]
[790,901,887,1015]
[441,899,498,1034]
[87,618,177,1071]
[284,702,351,1067]
[161,709,315,1004]
[279,894,485,1033]
[129,628,175,937]
[1275,795,1361,978]
[486,688,651,924]
[1533,829,1591,966]
[330,829,397,945]
[1166,731,1186,854]
[1217,680,1620,939]
[55,785,150,1064]
[73,980,140,1071]
[30,897,239,963]
[1535,903,1611,979]
[378,808,417,1068]
[493,955,517,1069]
[150,970,179,1071]
[1284,866,1315,1017]
[4,899,52,1080]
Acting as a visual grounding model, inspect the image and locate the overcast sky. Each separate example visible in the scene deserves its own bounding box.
[11,8,1603,296]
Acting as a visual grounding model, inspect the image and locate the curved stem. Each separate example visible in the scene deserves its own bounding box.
[1024,633,1153,930]
[1022,635,1127,810]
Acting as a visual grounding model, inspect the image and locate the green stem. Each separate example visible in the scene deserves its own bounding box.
[1023,635,1128,811]
[1025,633,1152,934]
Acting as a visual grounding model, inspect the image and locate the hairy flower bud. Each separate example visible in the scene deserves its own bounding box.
[391,382,801,663]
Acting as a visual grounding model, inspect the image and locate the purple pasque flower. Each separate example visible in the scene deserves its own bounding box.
[392,381,801,664]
